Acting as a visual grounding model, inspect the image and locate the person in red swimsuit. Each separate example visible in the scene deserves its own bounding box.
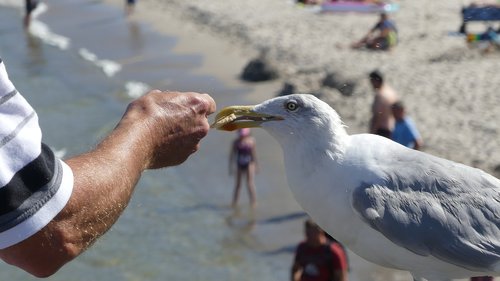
[229,128,258,209]
[292,219,349,281]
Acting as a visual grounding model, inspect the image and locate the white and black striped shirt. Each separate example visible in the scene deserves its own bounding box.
[0,58,73,249]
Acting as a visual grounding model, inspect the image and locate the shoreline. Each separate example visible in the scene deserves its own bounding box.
[104,0,283,104]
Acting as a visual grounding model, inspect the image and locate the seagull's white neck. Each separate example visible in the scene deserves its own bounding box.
[274,116,349,178]
[275,119,353,240]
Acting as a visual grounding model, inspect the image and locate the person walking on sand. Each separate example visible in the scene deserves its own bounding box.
[368,70,399,138]
[391,101,423,150]
[229,128,258,209]
[291,218,349,281]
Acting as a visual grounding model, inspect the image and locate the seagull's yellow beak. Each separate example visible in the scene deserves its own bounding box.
[211,105,283,131]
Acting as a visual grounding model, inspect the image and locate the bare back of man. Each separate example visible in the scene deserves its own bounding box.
[370,84,399,137]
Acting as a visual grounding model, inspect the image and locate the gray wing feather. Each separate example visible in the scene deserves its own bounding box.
[352,148,500,271]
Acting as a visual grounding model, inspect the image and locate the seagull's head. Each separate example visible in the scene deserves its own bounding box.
[212,94,347,148]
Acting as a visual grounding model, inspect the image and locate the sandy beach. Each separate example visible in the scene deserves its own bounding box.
[105,0,500,179]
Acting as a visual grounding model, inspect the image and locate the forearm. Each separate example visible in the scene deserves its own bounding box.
[0,122,148,277]
[333,270,348,281]
[63,130,145,250]
[0,90,215,277]
[291,264,302,281]
[414,138,423,150]
[62,92,213,225]
[62,91,215,241]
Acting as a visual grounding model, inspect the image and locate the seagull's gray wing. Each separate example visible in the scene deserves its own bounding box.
[352,148,500,271]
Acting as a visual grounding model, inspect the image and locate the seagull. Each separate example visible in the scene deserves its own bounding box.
[212,94,500,281]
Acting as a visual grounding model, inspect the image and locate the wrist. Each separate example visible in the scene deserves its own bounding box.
[96,120,152,172]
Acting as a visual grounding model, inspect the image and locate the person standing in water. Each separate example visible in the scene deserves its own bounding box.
[229,128,258,209]
[24,0,39,28]
[291,219,349,281]
[126,0,136,15]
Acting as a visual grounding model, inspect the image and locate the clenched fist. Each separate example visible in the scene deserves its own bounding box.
[117,90,216,169]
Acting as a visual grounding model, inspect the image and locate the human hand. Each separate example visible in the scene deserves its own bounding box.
[117,90,216,169]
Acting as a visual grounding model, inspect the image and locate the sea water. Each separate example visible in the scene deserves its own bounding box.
[0,1,306,280]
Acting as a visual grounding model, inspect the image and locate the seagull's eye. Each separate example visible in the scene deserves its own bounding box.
[285,101,299,112]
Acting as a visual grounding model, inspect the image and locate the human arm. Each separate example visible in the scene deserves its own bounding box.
[357,21,379,42]
[332,268,348,281]
[413,138,423,150]
[362,21,383,40]
[351,28,376,49]
[291,261,303,281]
[330,243,348,281]
[406,117,423,150]
[291,244,304,281]
[0,90,215,277]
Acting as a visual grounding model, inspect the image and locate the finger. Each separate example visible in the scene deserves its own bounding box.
[149,89,162,94]
[200,93,216,115]
[190,93,216,116]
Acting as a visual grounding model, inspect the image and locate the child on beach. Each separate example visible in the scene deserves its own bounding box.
[291,219,349,281]
[391,101,423,150]
[229,128,258,209]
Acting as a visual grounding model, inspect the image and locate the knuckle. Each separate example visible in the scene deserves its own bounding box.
[148,89,162,94]
[191,95,205,105]
[200,122,210,134]
[190,95,210,111]
[136,92,156,107]
[192,144,200,153]
[194,121,210,138]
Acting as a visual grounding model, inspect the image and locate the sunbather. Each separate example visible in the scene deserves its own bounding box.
[351,13,398,51]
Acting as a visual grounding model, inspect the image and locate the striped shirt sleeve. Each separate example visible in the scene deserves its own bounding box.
[0,58,74,249]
